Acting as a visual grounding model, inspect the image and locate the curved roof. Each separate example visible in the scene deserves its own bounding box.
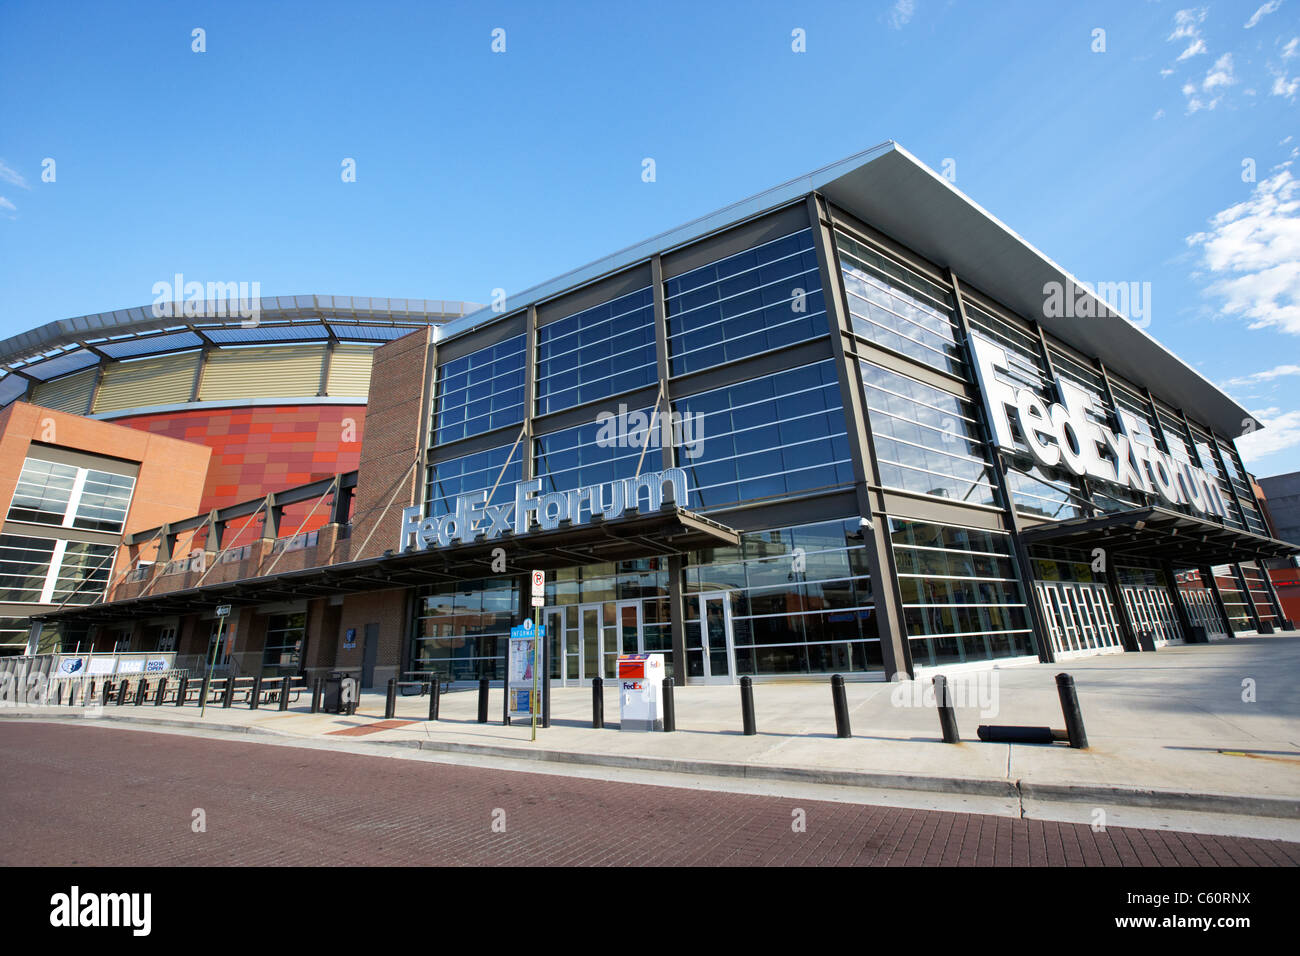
[0,296,480,404]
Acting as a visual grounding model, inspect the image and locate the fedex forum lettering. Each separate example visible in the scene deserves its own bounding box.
[968,332,1229,520]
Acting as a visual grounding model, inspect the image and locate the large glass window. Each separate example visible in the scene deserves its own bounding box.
[861,362,1000,507]
[0,534,114,606]
[0,616,28,656]
[536,288,656,414]
[262,612,305,676]
[6,457,136,534]
[685,519,880,676]
[889,518,1034,667]
[665,229,827,376]
[534,410,652,518]
[412,578,519,681]
[671,360,852,512]
[426,443,523,519]
[837,233,964,376]
[432,334,526,445]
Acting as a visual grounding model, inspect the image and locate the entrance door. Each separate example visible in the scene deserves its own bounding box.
[686,593,734,682]
[361,623,379,687]
[579,603,603,683]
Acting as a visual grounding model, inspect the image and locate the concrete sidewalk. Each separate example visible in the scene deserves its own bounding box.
[6,636,1299,829]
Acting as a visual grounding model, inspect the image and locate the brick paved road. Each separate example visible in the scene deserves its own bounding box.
[2,722,1297,866]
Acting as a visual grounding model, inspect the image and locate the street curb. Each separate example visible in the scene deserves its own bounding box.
[6,711,1299,819]
[1018,781,1300,820]
[395,737,1019,798]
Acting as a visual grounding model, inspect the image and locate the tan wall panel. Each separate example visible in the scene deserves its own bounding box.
[325,344,374,397]
[197,345,326,401]
[92,352,201,413]
[29,367,97,415]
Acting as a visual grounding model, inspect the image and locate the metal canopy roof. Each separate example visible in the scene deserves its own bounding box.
[1019,507,1300,566]
[437,141,1256,441]
[0,296,482,382]
[37,506,739,626]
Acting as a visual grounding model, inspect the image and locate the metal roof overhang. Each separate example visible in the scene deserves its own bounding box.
[1019,507,1300,566]
[36,506,739,626]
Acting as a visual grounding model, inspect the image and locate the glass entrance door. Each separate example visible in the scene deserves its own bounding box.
[686,592,734,682]
[544,607,565,682]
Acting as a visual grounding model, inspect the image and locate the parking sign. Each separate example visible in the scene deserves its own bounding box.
[531,570,544,607]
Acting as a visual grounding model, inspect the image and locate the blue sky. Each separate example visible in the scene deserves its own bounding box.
[1,0,1297,475]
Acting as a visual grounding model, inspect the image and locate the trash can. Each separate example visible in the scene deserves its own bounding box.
[322,671,359,715]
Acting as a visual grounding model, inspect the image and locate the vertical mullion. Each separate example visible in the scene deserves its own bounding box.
[808,192,911,678]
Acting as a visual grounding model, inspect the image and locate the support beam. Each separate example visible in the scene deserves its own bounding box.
[807,192,911,679]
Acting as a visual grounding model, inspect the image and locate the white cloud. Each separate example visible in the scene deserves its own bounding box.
[1182,53,1238,110]
[1169,7,1208,41]
[1273,73,1300,98]
[0,196,15,212]
[0,160,28,190]
[1178,38,1208,61]
[1221,364,1300,387]
[1153,108,1166,119]
[1204,53,1236,88]
[1187,167,1300,335]
[1245,0,1284,29]
[1284,36,1299,58]
[1236,407,1300,462]
[888,0,915,29]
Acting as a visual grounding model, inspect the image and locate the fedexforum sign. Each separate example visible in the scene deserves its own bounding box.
[400,468,689,552]
[968,333,1229,519]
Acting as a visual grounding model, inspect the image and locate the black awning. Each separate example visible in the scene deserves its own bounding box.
[38,506,740,625]
[1019,506,1299,566]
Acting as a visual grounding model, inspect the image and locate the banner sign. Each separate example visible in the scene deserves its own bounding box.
[969,332,1229,520]
[400,469,689,553]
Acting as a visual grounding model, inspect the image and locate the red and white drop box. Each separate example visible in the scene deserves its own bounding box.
[616,653,665,732]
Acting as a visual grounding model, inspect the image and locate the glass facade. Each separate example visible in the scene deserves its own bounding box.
[400,202,1279,682]
[860,361,999,507]
[890,518,1033,667]
[665,229,827,376]
[426,443,522,518]
[432,334,526,445]
[672,360,852,512]
[536,288,656,414]
[686,519,880,676]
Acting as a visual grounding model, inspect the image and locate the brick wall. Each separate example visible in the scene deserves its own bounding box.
[349,329,432,561]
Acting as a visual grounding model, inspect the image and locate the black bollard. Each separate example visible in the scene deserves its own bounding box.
[66,682,76,707]
[102,681,112,706]
[55,682,63,706]
[175,675,188,707]
[1055,673,1089,749]
[311,678,323,714]
[385,678,397,719]
[662,677,676,732]
[477,677,489,723]
[427,679,440,721]
[831,674,851,738]
[135,680,148,705]
[977,725,1058,744]
[592,677,604,729]
[117,680,129,706]
[279,676,291,711]
[154,678,167,706]
[740,676,756,735]
[222,677,234,708]
[934,675,960,743]
[249,674,262,710]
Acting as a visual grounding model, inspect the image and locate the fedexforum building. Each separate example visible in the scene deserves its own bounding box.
[5,142,1296,688]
